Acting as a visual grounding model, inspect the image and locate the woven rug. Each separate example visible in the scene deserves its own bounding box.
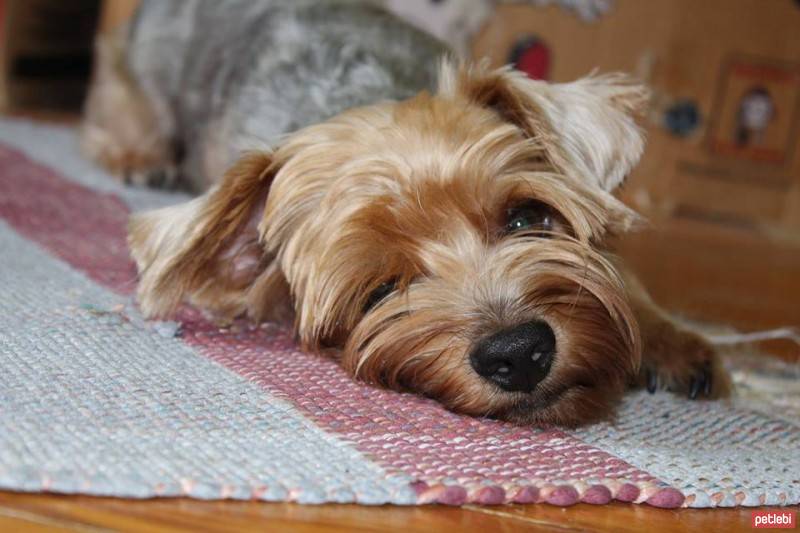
[0,118,798,508]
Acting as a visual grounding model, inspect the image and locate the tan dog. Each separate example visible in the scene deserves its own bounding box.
[84,3,730,426]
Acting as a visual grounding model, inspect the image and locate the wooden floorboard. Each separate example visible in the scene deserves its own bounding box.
[0,492,787,533]
[616,219,800,360]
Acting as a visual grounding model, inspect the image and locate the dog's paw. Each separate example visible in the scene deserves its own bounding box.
[80,125,175,188]
[639,325,731,399]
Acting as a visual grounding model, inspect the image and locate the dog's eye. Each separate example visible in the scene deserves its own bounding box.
[363,278,398,313]
[504,200,555,236]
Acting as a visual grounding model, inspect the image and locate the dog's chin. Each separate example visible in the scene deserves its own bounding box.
[490,380,625,427]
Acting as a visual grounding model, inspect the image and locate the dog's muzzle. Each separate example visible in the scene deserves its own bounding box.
[469,321,556,393]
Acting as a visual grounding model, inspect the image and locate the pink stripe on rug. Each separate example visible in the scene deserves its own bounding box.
[0,144,683,508]
[0,147,137,294]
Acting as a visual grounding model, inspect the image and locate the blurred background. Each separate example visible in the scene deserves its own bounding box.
[0,0,797,358]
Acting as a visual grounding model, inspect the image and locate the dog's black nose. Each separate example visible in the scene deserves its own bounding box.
[469,321,556,393]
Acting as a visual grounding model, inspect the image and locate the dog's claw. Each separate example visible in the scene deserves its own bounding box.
[704,367,713,397]
[700,361,713,397]
[689,376,701,399]
[646,369,657,394]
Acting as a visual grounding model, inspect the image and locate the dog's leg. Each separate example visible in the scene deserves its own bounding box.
[80,30,176,188]
[624,269,732,399]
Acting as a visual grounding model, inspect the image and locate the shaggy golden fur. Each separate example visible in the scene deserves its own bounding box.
[105,60,730,426]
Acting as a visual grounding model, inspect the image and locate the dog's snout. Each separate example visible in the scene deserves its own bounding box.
[469,321,556,393]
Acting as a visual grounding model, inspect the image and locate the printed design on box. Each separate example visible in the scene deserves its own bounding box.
[508,35,551,80]
[708,56,800,165]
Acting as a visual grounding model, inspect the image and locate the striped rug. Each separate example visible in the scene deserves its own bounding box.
[0,119,797,508]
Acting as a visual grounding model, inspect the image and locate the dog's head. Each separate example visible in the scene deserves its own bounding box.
[130,61,647,426]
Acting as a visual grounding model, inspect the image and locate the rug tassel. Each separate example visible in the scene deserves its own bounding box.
[704,327,800,347]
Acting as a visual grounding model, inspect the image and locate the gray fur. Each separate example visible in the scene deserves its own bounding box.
[127,0,449,191]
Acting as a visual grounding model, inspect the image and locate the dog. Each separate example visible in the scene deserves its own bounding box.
[82,0,731,426]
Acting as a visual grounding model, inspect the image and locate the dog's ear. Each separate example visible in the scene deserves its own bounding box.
[128,152,292,322]
[439,61,649,192]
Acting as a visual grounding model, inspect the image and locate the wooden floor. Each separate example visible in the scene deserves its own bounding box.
[616,217,800,361]
[0,491,782,532]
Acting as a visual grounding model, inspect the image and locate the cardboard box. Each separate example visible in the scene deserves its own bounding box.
[474,0,800,237]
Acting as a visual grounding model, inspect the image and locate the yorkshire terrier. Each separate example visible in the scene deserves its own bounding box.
[82,0,730,426]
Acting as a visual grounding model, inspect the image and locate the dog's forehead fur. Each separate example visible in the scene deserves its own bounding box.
[263,67,639,255]
[311,95,523,237]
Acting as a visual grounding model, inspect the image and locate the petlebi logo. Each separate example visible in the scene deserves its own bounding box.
[751,510,796,529]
